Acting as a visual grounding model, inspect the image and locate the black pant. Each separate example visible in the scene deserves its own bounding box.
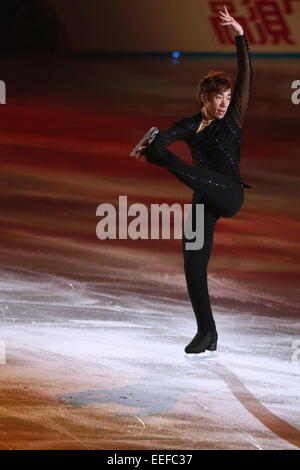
[170,154,244,333]
[145,136,245,334]
[182,193,220,333]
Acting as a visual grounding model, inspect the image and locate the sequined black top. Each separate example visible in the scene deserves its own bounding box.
[152,34,253,191]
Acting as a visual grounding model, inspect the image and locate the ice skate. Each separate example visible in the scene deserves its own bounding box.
[129,126,159,157]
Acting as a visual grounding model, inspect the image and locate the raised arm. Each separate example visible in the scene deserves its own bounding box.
[229,33,253,127]
[219,6,253,127]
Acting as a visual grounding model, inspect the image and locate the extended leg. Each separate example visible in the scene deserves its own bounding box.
[144,132,244,218]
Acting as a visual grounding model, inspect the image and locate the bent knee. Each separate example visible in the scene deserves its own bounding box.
[222,194,244,218]
[222,209,238,218]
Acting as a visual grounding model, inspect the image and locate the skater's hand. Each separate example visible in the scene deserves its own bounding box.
[218,5,244,36]
[135,145,147,162]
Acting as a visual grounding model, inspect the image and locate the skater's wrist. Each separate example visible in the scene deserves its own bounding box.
[142,132,171,166]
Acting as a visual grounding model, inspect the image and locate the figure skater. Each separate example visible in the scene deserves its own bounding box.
[133,6,253,354]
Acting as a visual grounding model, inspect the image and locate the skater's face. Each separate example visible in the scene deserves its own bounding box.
[201,89,231,120]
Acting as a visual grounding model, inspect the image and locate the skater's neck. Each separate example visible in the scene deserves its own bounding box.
[201,107,215,123]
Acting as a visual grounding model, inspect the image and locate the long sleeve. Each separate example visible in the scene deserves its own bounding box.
[159,117,190,146]
[142,117,189,165]
[228,33,253,128]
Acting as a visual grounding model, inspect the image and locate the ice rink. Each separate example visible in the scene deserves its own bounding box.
[0,52,299,450]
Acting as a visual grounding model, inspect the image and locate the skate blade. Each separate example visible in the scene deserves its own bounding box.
[129,127,159,157]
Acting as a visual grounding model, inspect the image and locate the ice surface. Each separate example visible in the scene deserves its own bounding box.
[0,266,299,450]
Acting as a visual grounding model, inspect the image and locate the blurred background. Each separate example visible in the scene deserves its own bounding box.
[0,0,299,450]
[0,0,299,303]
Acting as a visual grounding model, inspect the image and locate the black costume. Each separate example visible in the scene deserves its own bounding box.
[142,34,253,352]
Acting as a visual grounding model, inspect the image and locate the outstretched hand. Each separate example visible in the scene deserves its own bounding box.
[218,5,244,36]
[135,145,147,162]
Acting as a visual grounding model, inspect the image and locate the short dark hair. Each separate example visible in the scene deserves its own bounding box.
[195,71,232,108]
